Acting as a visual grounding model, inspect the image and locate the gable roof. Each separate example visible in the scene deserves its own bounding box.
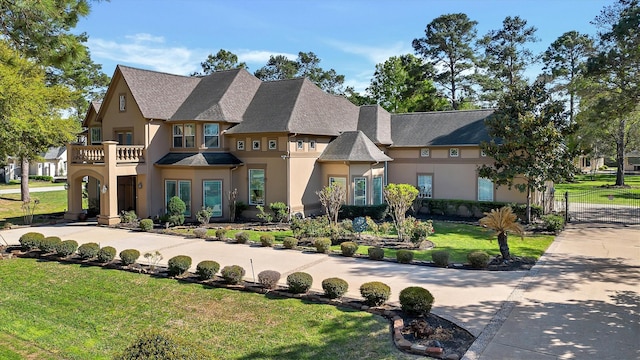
[390,109,495,147]
[82,101,101,127]
[357,105,392,145]
[318,131,392,162]
[41,146,66,160]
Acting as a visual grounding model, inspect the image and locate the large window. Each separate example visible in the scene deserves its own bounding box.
[373,176,383,205]
[173,124,195,148]
[203,180,223,217]
[418,175,432,198]
[249,169,265,205]
[204,124,219,148]
[90,127,102,145]
[165,180,191,216]
[354,177,367,205]
[478,177,494,201]
[115,130,132,145]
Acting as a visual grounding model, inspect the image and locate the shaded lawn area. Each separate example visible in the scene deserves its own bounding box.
[555,174,640,205]
[0,259,410,360]
[0,190,68,225]
[0,180,63,190]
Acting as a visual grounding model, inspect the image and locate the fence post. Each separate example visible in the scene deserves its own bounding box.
[564,191,569,223]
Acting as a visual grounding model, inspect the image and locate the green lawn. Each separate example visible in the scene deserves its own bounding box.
[0,180,63,189]
[554,174,640,205]
[0,190,68,225]
[0,259,410,360]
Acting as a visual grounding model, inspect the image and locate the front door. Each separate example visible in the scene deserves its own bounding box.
[117,176,137,214]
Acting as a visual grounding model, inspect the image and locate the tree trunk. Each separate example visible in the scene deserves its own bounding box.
[498,232,510,260]
[526,186,532,224]
[21,157,30,203]
[616,119,625,186]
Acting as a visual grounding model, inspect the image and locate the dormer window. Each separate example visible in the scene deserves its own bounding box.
[119,94,126,112]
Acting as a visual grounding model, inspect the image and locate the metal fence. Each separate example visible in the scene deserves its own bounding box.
[562,189,640,225]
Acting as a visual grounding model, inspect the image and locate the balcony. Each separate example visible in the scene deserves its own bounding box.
[69,143,145,165]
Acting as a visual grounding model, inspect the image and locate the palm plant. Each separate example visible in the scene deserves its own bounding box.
[479,206,524,260]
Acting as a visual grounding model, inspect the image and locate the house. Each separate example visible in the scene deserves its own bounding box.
[2,146,67,183]
[624,151,640,173]
[66,65,533,225]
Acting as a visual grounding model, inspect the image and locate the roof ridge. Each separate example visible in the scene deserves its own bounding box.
[393,108,495,116]
[117,64,195,80]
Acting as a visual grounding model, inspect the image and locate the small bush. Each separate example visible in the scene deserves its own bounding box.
[221,265,246,284]
[2,222,13,229]
[193,227,208,239]
[215,228,227,241]
[467,250,490,269]
[360,281,391,307]
[542,214,565,233]
[119,249,141,265]
[260,234,275,247]
[196,207,214,225]
[235,232,249,244]
[258,270,281,289]
[396,249,414,264]
[19,232,45,250]
[269,202,289,222]
[40,236,62,253]
[314,238,332,253]
[77,242,100,259]
[287,272,313,294]
[114,331,206,360]
[97,246,116,263]
[168,255,192,276]
[322,277,348,299]
[120,210,138,224]
[282,237,298,249]
[56,240,78,257]
[139,218,153,231]
[399,286,434,316]
[340,241,359,257]
[167,196,186,226]
[431,250,450,267]
[196,260,220,280]
[368,247,385,260]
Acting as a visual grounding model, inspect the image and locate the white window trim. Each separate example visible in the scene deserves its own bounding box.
[203,180,223,217]
[309,140,316,150]
[249,169,265,205]
[420,148,430,157]
[449,148,459,157]
[203,123,220,148]
[119,94,126,112]
[418,174,433,199]
[268,139,277,150]
[353,177,367,206]
[237,140,245,150]
[296,140,304,150]
[252,140,261,150]
[478,177,494,202]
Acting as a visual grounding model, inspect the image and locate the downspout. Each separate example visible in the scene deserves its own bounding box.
[286,133,296,220]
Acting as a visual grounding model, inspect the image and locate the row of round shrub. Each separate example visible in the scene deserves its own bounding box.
[221,265,245,284]
[260,234,275,247]
[196,260,220,280]
[119,249,140,265]
[167,255,192,276]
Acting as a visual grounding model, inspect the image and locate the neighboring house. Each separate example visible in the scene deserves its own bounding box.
[575,155,605,174]
[624,151,640,172]
[2,146,67,183]
[66,65,534,225]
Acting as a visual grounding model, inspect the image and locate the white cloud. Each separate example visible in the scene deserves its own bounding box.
[124,33,165,43]
[235,50,298,64]
[324,39,412,65]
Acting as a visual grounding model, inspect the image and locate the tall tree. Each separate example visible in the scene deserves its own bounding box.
[343,87,374,106]
[579,0,640,186]
[477,16,538,105]
[367,54,447,113]
[479,82,578,223]
[412,13,479,110]
[192,49,247,76]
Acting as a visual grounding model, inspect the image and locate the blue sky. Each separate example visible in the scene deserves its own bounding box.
[76,0,613,93]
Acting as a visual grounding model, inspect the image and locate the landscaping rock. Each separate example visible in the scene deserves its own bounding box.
[396,339,413,350]
[411,343,427,353]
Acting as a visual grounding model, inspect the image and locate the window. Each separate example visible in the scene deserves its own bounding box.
[237,140,245,150]
[165,180,191,216]
[252,140,260,150]
[119,94,126,112]
[249,169,265,205]
[268,139,277,150]
[309,140,316,150]
[203,180,223,217]
[480,149,487,157]
[329,177,346,188]
[420,148,430,157]
[297,140,304,150]
[354,177,367,205]
[90,127,102,145]
[478,177,494,202]
[173,124,195,148]
[115,130,133,145]
[418,175,432,198]
[373,176,383,205]
[449,148,459,157]
[204,124,219,148]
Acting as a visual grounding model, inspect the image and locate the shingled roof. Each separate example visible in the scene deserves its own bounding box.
[155,152,242,167]
[357,105,392,145]
[318,131,392,162]
[390,109,495,147]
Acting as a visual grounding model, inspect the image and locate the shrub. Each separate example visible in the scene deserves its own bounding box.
[287,272,313,294]
[314,238,332,253]
[256,205,273,223]
[360,281,391,306]
[368,247,385,260]
[282,237,298,249]
[431,250,450,267]
[56,240,78,257]
[119,249,141,265]
[338,204,388,221]
[410,219,434,246]
[168,255,192,276]
[193,227,208,239]
[322,277,349,299]
[290,216,330,238]
[195,207,214,225]
[167,196,186,226]
[234,201,248,219]
[40,236,62,253]
[19,232,45,250]
[221,265,246,284]
[399,286,434,316]
[260,234,275,247]
[114,331,205,360]
[396,249,414,264]
[542,214,565,233]
[215,228,227,241]
[139,218,153,231]
[2,222,13,229]
[196,260,220,280]
[467,250,490,269]
[120,210,138,225]
[258,270,281,289]
[235,232,249,244]
[97,246,116,263]
[77,242,100,259]
[340,241,359,257]
[269,202,289,222]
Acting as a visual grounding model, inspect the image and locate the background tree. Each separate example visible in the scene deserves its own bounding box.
[479,82,578,223]
[477,16,538,105]
[383,184,419,241]
[412,13,479,110]
[343,87,375,106]
[192,49,247,75]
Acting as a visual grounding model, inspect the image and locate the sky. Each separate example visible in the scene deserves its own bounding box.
[75,0,614,93]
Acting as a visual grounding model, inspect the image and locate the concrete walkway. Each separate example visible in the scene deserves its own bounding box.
[0,185,66,195]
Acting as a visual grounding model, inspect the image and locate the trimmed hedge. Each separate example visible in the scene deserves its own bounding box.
[467,250,490,269]
[340,241,359,257]
[260,234,275,247]
[119,249,141,265]
[196,260,220,280]
[368,247,385,260]
[139,219,154,232]
[419,198,543,220]
[168,255,192,276]
[396,249,414,264]
[215,228,227,241]
[339,204,388,221]
[322,277,348,299]
[221,265,246,284]
[235,232,249,244]
[77,242,100,259]
[56,240,78,257]
[431,250,450,267]
[282,237,298,249]
[287,272,313,294]
[314,238,332,253]
[97,246,116,263]
[114,332,205,360]
[19,232,45,250]
[40,236,62,253]
[258,270,281,289]
[399,286,434,316]
[360,281,391,306]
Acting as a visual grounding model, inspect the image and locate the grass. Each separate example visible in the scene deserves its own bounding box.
[0,259,409,360]
[555,174,640,205]
[0,180,64,189]
[0,190,68,225]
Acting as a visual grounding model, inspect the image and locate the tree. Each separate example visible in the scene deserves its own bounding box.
[343,86,374,106]
[413,13,479,110]
[477,16,538,105]
[192,49,247,76]
[383,184,419,241]
[579,0,640,186]
[367,54,447,113]
[479,82,578,223]
[317,183,346,226]
[479,206,524,260]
